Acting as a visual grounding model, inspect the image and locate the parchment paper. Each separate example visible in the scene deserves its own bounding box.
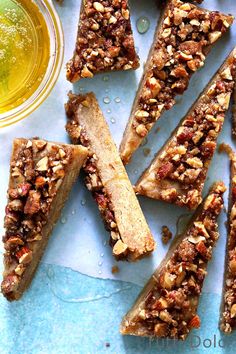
[0,0,236,293]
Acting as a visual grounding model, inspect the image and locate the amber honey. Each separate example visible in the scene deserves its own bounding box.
[0,0,50,114]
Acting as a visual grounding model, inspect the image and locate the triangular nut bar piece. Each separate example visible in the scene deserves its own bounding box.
[121,182,226,340]
[220,146,236,333]
[119,0,234,164]
[135,47,236,210]
[66,0,140,83]
[65,92,155,261]
[1,139,88,301]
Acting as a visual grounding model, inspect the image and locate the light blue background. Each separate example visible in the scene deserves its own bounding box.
[1,0,236,353]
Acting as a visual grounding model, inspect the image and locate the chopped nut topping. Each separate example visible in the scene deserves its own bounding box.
[221,151,236,333]
[120,0,233,164]
[136,50,236,209]
[121,183,225,339]
[162,225,173,244]
[1,139,73,300]
[66,0,139,82]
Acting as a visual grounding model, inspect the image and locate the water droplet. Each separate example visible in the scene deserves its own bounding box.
[71,209,76,215]
[107,109,111,114]
[79,87,84,92]
[98,270,102,274]
[134,170,138,175]
[100,253,104,257]
[103,240,107,246]
[60,217,67,224]
[81,198,87,206]
[98,261,103,266]
[114,97,121,103]
[103,96,110,104]
[105,89,109,93]
[110,117,116,124]
[136,16,150,34]
[103,75,109,82]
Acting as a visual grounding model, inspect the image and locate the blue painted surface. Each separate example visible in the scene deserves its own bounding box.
[0,264,236,354]
[1,0,236,353]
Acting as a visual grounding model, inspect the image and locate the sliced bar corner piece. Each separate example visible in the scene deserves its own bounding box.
[120,182,226,340]
[1,139,88,301]
[65,92,155,261]
[135,47,236,210]
[220,148,236,333]
[66,0,140,83]
[119,0,234,164]
[232,85,236,139]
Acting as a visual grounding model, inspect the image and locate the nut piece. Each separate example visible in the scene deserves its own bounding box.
[14,264,26,276]
[81,66,94,78]
[161,272,176,290]
[230,304,236,318]
[36,156,48,171]
[136,124,148,137]
[217,92,231,109]
[93,2,105,13]
[24,191,41,215]
[209,31,222,44]
[229,259,236,274]
[16,247,33,264]
[113,240,128,256]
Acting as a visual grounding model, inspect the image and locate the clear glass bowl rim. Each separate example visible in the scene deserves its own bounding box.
[0,0,64,128]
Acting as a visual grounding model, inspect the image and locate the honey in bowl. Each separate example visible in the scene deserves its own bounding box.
[0,0,50,114]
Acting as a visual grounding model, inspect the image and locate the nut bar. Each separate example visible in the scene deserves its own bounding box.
[135,47,236,210]
[119,0,234,164]
[65,92,155,261]
[1,139,88,301]
[66,0,139,82]
[220,147,236,333]
[232,86,236,139]
[120,182,226,340]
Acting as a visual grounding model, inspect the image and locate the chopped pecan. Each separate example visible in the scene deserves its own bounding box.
[66,0,139,82]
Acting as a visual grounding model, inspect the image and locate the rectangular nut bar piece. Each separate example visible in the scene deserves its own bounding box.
[120,182,225,340]
[65,92,155,261]
[135,47,236,210]
[119,0,234,164]
[232,86,236,139]
[66,0,139,82]
[1,139,88,301]
[220,148,236,333]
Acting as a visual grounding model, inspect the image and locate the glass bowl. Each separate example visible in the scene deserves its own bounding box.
[0,0,64,128]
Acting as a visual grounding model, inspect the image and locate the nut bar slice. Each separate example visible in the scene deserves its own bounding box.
[119,0,234,164]
[121,182,225,340]
[135,47,236,210]
[220,147,236,333]
[66,0,139,82]
[65,92,155,261]
[232,86,236,139]
[1,139,88,301]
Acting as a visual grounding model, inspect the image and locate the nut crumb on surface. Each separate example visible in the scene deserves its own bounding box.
[161,225,173,244]
[112,265,119,274]
[218,142,233,157]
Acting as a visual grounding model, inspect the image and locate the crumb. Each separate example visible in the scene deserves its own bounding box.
[161,225,172,244]
[154,127,160,134]
[143,148,151,157]
[112,265,119,274]
[218,143,233,157]
[105,342,110,348]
